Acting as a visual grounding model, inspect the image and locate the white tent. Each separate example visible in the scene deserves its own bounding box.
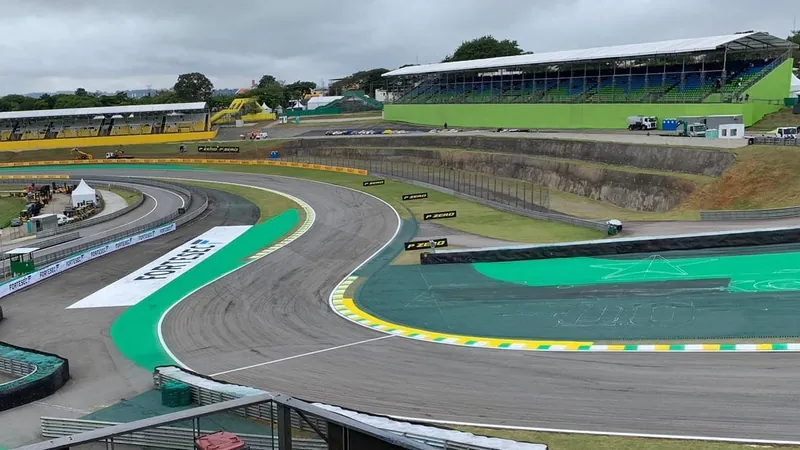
[791,72,800,97]
[71,179,96,207]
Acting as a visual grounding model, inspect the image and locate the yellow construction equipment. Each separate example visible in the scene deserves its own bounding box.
[70,148,93,160]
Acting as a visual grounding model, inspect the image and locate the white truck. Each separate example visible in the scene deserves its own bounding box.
[627,116,658,131]
[774,127,798,139]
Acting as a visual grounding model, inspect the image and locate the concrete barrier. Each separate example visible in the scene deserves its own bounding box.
[421,225,800,264]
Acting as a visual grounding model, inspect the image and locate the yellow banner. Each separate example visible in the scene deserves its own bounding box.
[0,158,369,176]
[0,174,69,179]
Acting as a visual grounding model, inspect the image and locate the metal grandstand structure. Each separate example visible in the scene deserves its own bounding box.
[382,32,798,105]
[0,102,210,142]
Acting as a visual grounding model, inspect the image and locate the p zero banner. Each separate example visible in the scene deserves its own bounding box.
[0,223,177,299]
[198,145,240,153]
[402,193,428,201]
[363,179,385,187]
[423,210,457,220]
[67,225,251,309]
[404,238,448,251]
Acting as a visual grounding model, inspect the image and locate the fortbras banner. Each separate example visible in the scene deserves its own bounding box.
[404,238,448,251]
[402,192,428,201]
[362,179,385,186]
[68,226,250,309]
[423,210,457,220]
[197,145,240,153]
[0,223,176,299]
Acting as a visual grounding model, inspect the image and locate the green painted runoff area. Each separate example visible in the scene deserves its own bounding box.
[81,390,273,435]
[111,209,299,370]
[355,244,800,341]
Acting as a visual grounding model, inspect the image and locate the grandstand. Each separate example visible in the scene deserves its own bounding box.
[381,31,799,129]
[0,102,215,151]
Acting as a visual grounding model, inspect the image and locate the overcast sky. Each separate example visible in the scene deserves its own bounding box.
[0,0,796,95]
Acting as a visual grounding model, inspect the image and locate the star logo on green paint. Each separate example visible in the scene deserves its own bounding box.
[590,255,718,281]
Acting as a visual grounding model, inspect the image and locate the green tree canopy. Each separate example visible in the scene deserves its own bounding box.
[329,68,388,97]
[443,35,529,62]
[173,72,214,102]
[789,30,800,68]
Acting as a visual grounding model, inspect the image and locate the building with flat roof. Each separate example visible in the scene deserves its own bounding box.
[381,31,798,129]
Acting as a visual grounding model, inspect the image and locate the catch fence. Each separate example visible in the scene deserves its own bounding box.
[285,156,552,213]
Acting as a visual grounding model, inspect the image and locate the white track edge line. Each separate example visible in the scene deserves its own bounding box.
[155,178,316,371]
[386,415,800,446]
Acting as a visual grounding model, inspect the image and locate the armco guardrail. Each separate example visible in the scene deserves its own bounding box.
[700,205,800,221]
[41,417,326,450]
[0,178,208,293]
[0,223,177,298]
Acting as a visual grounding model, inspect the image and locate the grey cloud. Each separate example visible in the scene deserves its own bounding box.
[0,0,796,95]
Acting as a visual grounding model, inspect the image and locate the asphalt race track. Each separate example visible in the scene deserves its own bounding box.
[3,167,800,443]
[0,187,258,445]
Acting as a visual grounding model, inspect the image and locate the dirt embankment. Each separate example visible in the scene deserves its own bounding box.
[281,135,736,176]
[285,147,695,212]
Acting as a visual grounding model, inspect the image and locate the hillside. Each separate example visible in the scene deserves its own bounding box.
[748,107,799,131]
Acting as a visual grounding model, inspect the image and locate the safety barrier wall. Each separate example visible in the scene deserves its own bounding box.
[0,341,69,412]
[700,205,800,220]
[41,417,327,450]
[0,177,208,295]
[0,157,369,176]
[421,225,800,264]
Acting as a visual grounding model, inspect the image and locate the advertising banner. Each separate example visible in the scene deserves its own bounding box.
[67,225,250,309]
[423,210,457,220]
[0,223,177,299]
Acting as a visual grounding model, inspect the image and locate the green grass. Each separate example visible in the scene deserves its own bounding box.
[455,426,800,450]
[748,107,800,131]
[193,164,604,243]
[0,196,26,228]
[177,180,302,224]
[108,187,141,206]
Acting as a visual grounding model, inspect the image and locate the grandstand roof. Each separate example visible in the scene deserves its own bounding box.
[0,102,207,121]
[383,32,796,77]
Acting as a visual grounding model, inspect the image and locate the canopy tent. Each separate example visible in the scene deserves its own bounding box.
[71,179,96,207]
[791,72,800,97]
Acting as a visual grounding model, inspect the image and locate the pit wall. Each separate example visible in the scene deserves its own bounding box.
[0,130,218,152]
[282,135,735,176]
[384,59,792,129]
[289,147,695,212]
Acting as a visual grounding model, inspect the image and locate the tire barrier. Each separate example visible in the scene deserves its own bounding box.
[421,224,800,264]
[0,341,70,412]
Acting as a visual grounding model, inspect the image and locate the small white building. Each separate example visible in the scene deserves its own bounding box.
[718,123,745,139]
[71,179,96,207]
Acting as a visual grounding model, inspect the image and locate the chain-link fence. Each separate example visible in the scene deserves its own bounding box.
[285,156,552,213]
[751,136,800,146]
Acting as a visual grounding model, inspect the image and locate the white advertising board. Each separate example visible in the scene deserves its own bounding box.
[68,225,251,309]
[0,223,177,299]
